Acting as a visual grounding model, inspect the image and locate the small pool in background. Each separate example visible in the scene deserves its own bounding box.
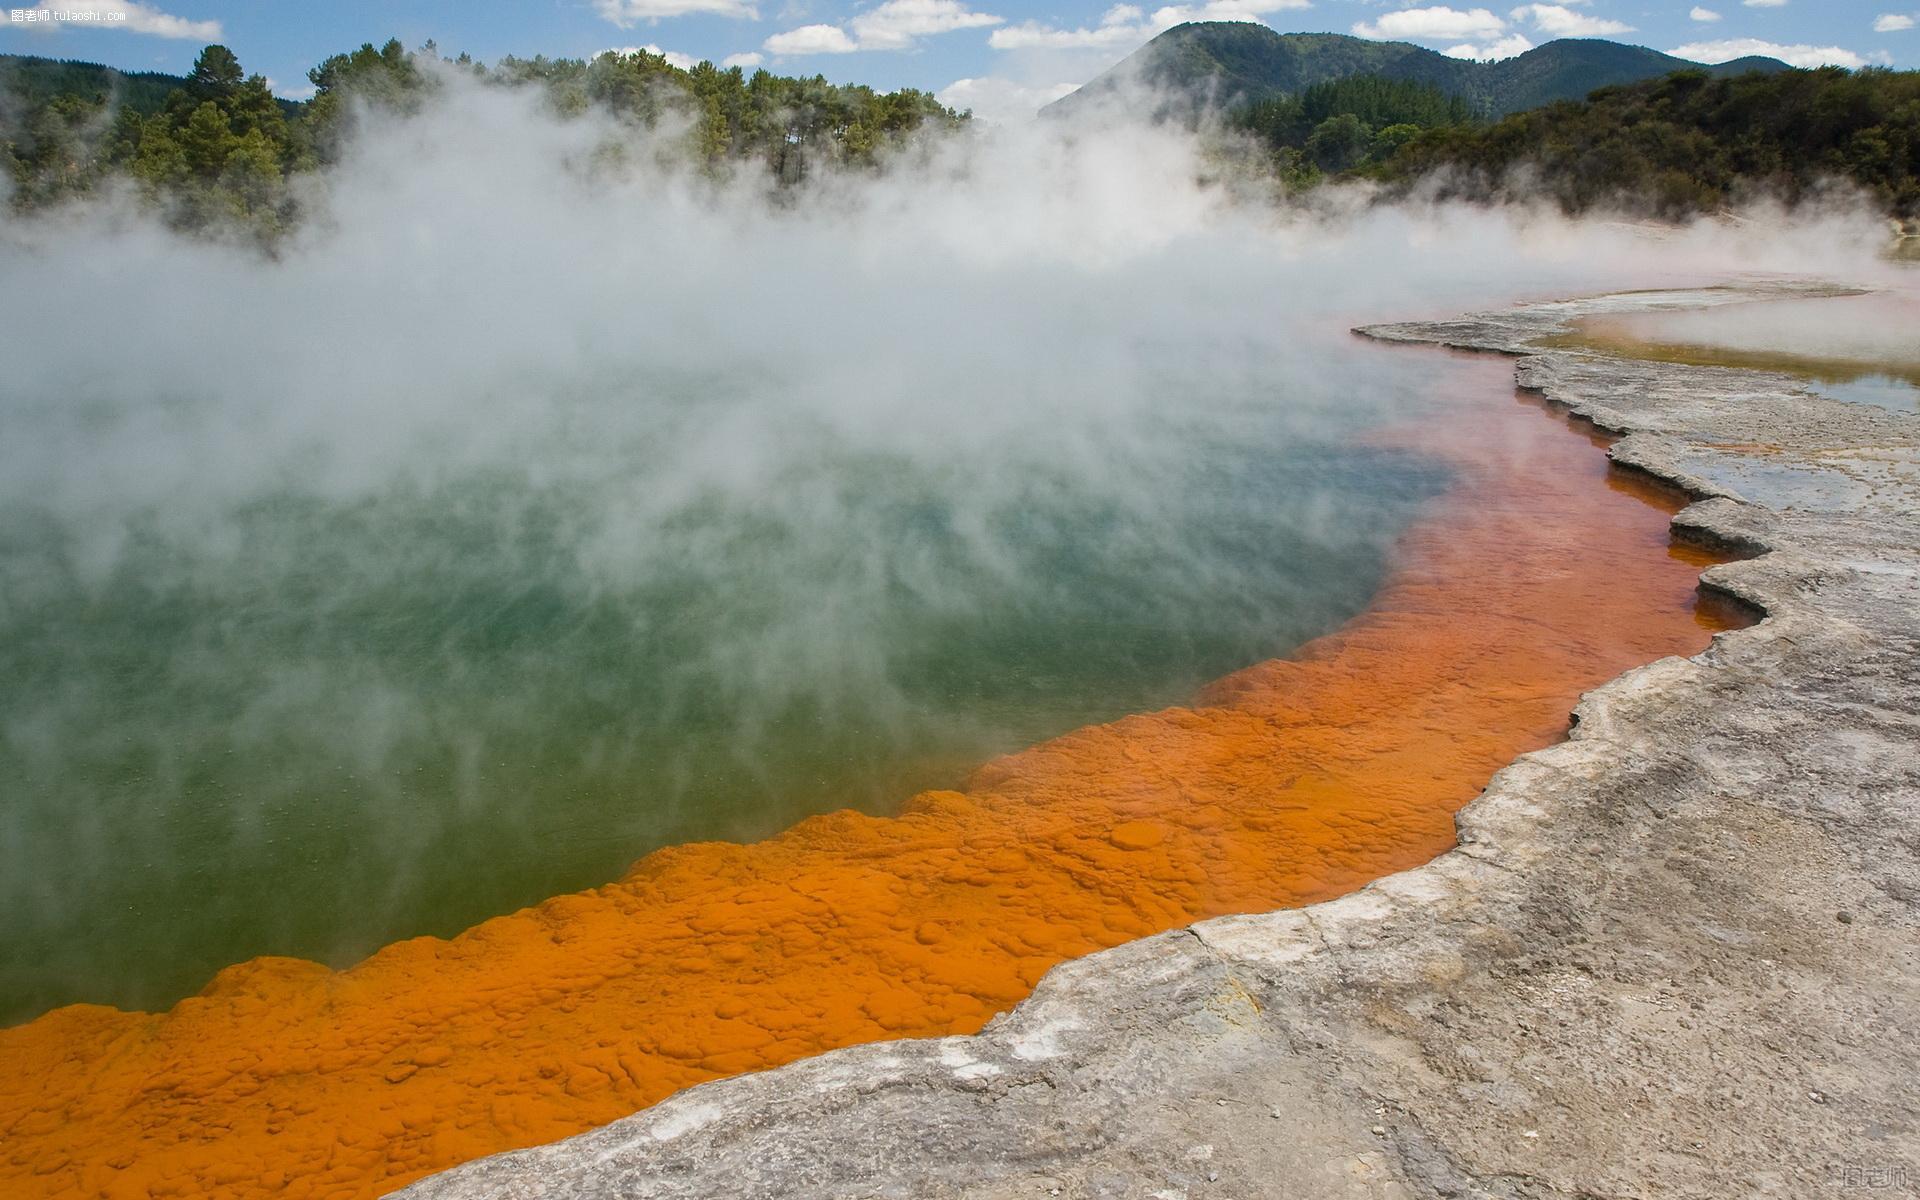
[1811,373,1919,414]
[1550,287,1920,415]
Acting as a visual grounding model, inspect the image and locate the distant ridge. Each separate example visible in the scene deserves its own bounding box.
[0,53,305,118]
[1044,26,1791,119]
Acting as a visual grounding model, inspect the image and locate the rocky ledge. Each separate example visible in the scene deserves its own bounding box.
[401,283,1920,1200]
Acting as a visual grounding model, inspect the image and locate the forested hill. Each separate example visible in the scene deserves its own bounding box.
[1046,25,1788,120]
[0,53,303,118]
[1381,66,1920,218]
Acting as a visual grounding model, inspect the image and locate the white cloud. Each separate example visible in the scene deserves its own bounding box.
[16,1,221,39]
[603,44,702,68]
[1741,0,1785,7]
[722,51,766,67]
[1873,13,1915,31]
[764,0,1001,55]
[991,9,1146,48]
[851,0,1003,50]
[935,75,1080,121]
[1670,37,1868,67]
[1690,6,1720,20]
[595,0,757,24]
[992,0,1305,51]
[1510,3,1633,35]
[649,44,700,69]
[764,22,861,53]
[990,5,1149,49]
[266,77,318,101]
[1151,0,1312,22]
[1352,6,1507,41]
[1443,33,1536,58]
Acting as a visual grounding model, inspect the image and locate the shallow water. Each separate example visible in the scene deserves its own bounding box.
[1551,289,1920,411]
[1814,374,1918,414]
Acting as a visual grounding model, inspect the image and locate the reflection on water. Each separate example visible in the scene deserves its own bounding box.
[1815,373,1919,414]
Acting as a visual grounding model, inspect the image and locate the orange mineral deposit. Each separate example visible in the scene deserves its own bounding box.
[0,354,1745,1200]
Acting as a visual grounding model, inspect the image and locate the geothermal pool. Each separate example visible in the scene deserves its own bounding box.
[0,67,1899,1195]
[0,347,1744,1200]
[0,352,1446,1022]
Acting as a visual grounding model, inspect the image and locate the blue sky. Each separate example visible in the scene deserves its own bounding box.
[2,0,1913,120]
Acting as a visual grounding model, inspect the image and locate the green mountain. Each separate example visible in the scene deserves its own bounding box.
[1385,65,1920,218]
[1045,26,1790,119]
[0,53,304,118]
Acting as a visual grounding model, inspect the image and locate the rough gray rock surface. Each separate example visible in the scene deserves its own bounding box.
[400,282,1920,1200]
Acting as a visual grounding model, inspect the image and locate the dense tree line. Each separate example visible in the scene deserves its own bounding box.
[128,45,305,230]
[1,39,967,236]
[1,44,303,226]
[1235,74,1476,179]
[0,53,204,116]
[1381,66,1920,217]
[479,49,959,176]
[9,41,1919,231]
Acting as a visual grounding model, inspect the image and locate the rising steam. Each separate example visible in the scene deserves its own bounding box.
[0,67,1902,1020]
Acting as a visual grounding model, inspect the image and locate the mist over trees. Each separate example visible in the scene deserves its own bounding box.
[3,36,1918,235]
[481,48,962,173]
[0,39,966,238]
[123,44,303,230]
[1384,67,1920,219]
[2,44,309,224]
[0,53,199,117]
[1236,75,1477,179]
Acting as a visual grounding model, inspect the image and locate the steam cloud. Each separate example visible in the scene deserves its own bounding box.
[0,69,1902,1019]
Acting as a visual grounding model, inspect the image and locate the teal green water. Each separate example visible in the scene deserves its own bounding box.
[0,385,1448,1024]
